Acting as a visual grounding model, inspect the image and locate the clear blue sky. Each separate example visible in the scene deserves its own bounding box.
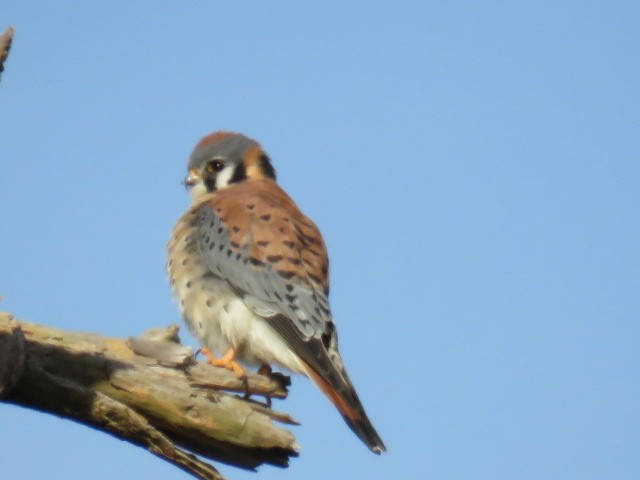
[1,3,638,479]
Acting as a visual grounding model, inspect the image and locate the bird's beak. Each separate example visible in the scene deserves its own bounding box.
[182,169,201,188]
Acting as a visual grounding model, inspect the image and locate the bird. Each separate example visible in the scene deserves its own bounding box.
[167,131,386,454]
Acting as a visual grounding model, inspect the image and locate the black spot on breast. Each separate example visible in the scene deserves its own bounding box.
[260,214,272,222]
[232,226,240,233]
[278,270,295,279]
[285,284,294,292]
[288,257,301,265]
[273,292,282,301]
[236,253,242,260]
[226,249,233,256]
[181,258,188,265]
[257,240,269,247]
[186,281,192,288]
[217,227,224,234]
[282,240,296,249]
[246,204,255,210]
[230,241,240,248]
[285,293,297,303]
[206,299,213,307]
[216,207,223,213]
[218,244,225,252]
[309,273,322,284]
[267,255,283,263]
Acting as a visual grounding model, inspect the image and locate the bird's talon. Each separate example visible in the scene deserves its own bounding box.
[198,347,219,365]
[204,347,247,379]
[241,375,250,398]
[229,362,247,379]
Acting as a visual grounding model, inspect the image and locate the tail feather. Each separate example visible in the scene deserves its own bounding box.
[298,358,386,454]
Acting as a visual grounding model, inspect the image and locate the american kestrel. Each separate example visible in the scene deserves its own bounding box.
[167,131,386,453]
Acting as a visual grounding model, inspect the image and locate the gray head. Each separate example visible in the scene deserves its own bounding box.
[183,131,276,201]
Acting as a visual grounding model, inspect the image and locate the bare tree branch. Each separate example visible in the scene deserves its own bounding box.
[0,312,300,480]
[0,26,14,81]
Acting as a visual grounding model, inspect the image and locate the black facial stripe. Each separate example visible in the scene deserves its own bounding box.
[229,163,247,184]
[259,154,276,180]
[204,176,217,192]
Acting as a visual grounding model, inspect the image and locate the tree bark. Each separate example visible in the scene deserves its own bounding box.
[0,312,299,480]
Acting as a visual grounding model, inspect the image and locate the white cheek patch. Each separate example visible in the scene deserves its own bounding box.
[189,181,208,202]
[215,166,235,190]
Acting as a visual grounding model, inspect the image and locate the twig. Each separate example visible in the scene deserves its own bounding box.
[0,26,14,81]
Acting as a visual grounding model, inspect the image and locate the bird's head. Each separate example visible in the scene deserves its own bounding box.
[183,131,276,201]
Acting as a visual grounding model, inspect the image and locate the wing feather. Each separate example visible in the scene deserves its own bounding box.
[192,180,385,453]
[193,181,331,342]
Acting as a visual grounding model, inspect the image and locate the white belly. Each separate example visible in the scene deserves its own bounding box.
[167,215,304,373]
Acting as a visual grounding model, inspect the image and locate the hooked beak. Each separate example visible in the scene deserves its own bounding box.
[182,169,201,188]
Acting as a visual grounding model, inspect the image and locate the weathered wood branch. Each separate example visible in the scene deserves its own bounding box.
[0,312,300,480]
[0,26,14,81]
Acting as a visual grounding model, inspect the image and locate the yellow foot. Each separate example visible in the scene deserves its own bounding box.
[199,347,217,364]
[200,347,246,379]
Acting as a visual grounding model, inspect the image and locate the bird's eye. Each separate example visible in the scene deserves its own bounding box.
[206,160,225,173]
